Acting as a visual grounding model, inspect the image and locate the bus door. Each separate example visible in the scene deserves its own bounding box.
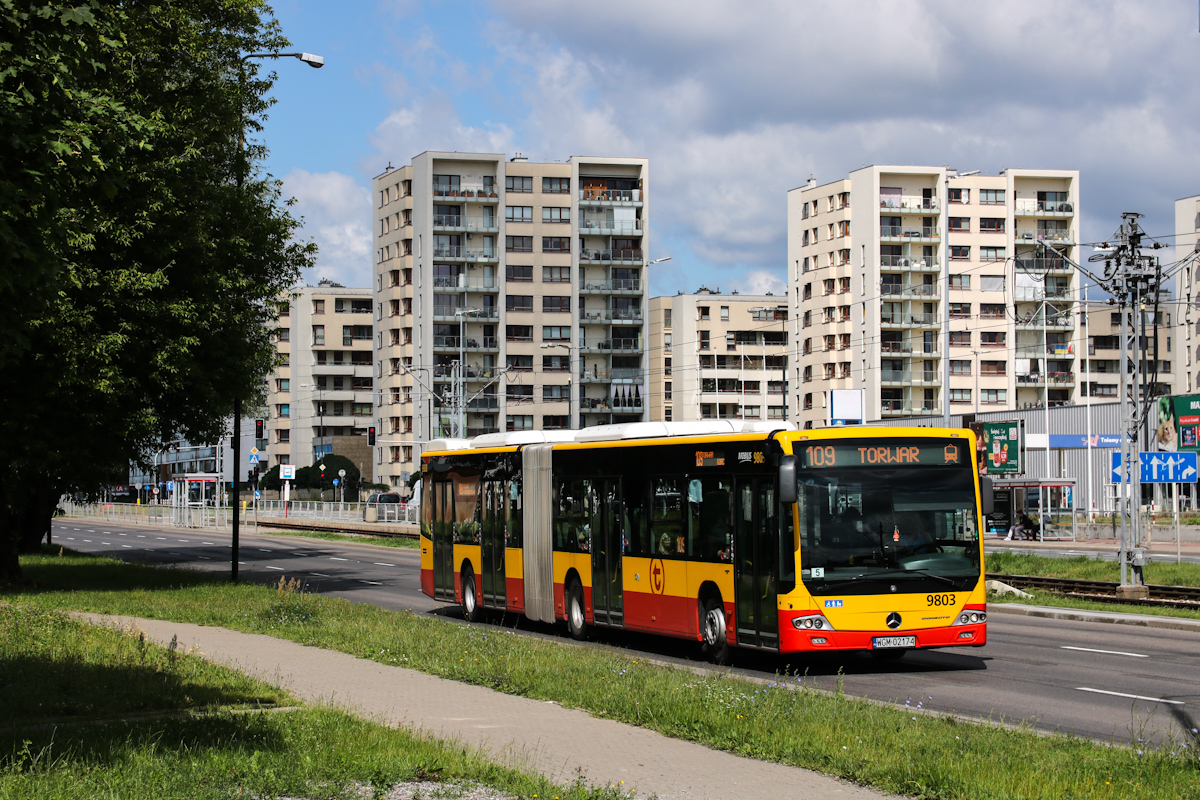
[734,477,779,649]
[590,478,625,626]
[431,477,455,602]
[480,480,506,607]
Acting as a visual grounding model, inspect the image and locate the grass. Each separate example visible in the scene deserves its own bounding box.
[0,603,636,800]
[6,548,1200,800]
[986,550,1200,586]
[256,527,419,549]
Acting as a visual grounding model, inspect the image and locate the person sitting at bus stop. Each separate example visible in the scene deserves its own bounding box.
[1006,512,1037,541]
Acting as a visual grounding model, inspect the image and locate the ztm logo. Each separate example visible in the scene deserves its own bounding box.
[649,558,666,595]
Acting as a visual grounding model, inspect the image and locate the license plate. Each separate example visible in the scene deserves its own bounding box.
[872,636,916,649]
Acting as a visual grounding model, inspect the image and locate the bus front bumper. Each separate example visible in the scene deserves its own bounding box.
[778,618,987,654]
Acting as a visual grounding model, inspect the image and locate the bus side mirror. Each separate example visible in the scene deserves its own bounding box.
[779,455,797,504]
[980,476,995,516]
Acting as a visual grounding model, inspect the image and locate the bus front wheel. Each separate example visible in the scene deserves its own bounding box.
[565,581,589,640]
[461,566,482,623]
[701,596,729,664]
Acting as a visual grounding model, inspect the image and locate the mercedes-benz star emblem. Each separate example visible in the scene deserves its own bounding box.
[886,612,902,629]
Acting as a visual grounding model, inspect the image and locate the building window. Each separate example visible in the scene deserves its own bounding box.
[840,333,851,350]
[950,331,971,347]
[803,366,812,383]
[506,264,533,282]
[542,385,569,401]
[981,332,1006,347]
[506,295,533,312]
[542,177,570,194]
[981,303,1005,318]
[277,404,290,418]
[543,236,570,253]
[506,236,533,252]
[950,274,971,289]
[543,355,569,372]
[664,332,672,351]
[823,307,835,323]
[663,309,672,329]
[950,360,971,376]
[277,328,290,342]
[802,202,811,219]
[313,299,325,314]
[981,360,1006,375]
[839,277,850,293]
[950,303,971,318]
[664,357,672,375]
[720,306,730,321]
[949,217,969,232]
[507,414,534,431]
[980,275,1006,292]
[839,362,851,378]
[664,382,672,400]
[951,246,970,261]
[698,306,710,320]
[950,389,971,404]
[981,389,1007,405]
[506,385,534,403]
[839,305,851,321]
[949,188,969,204]
[979,217,1005,233]
[802,283,812,300]
[823,278,835,295]
[507,355,533,372]
[542,326,570,342]
[824,334,835,351]
[542,296,571,313]
[312,325,324,346]
[505,206,533,222]
[506,325,533,342]
[542,207,570,223]
[505,176,532,193]
[979,189,1004,205]
[802,257,810,272]
[824,363,836,380]
[803,392,813,409]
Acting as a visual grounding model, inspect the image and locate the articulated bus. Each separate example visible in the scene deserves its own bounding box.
[419,421,992,661]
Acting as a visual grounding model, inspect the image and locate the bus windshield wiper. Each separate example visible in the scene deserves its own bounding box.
[814,568,964,593]
[872,568,964,589]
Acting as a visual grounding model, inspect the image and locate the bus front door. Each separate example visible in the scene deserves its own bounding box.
[590,478,625,627]
[734,477,779,649]
[480,480,506,607]
[432,478,455,602]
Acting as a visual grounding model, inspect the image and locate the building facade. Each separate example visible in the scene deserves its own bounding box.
[647,290,788,422]
[264,283,375,479]
[372,152,650,490]
[1081,302,1176,402]
[1176,193,1200,395]
[788,165,1081,427]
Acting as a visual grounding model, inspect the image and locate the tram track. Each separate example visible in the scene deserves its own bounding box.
[988,573,1200,608]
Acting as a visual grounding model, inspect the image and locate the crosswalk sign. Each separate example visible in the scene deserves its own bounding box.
[248,453,260,465]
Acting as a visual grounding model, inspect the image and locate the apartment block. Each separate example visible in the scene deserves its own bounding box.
[647,291,788,423]
[265,283,375,478]
[1080,302,1176,401]
[1177,194,1200,395]
[787,165,1081,427]
[373,152,650,489]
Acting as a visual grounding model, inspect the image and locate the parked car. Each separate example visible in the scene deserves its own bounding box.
[363,492,402,520]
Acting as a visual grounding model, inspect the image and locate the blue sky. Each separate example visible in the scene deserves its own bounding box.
[256,0,1200,295]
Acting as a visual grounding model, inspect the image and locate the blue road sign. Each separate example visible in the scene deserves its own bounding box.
[332,478,339,486]
[248,453,260,465]
[254,489,261,499]
[1111,452,1199,483]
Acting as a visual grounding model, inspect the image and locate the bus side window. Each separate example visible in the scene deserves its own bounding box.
[652,477,683,557]
[688,476,731,562]
[554,479,590,553]
[506,479,522,548]
[625,476,650,556]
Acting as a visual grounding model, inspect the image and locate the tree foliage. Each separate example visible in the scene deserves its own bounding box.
[0,1,316,580]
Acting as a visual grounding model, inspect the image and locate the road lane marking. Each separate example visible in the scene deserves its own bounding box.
[328,557,348,561]
[258,549,273,552]
[121,545,132,548]
[168,552,182,556]
[156,537,166,541]
[265,566,284,571]
[359,579,382,585]
[1075,688,1184,705]
[178,539,189,542]
[373,562,395,567]
[1062,646,1148,658]
[203,542,215,545]
[309,572,331,577]
[102,542,111,545]
[137,535,146,538]
[294,552,309,556]
[87,529,95,532]
[83,539,92,543]
[72,527,80,530]
[198,556,211,560]
[117,533,126,536]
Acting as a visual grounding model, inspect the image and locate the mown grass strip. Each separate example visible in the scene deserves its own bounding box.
[7,550,1200,800]
[257,527,419,548]
[986,551,1200,588]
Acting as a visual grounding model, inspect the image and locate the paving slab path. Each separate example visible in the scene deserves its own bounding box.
[80,614,898,800]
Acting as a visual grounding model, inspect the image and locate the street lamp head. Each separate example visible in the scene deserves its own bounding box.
[648,256,673,265]
[951,169,981,178]
[297,53,325,68]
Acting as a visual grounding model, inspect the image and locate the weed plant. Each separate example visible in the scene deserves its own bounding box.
[6,550,1200,799]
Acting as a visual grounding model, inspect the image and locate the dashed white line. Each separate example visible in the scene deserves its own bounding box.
[265,566,284,571]
[117,533,126,536]
[203,542,215,545]
[359,580,382,585]
[86,529,95,533]
[137,535,146,539]
[156,537,166,541]
[198,556,211,560]
[65,537,74,541]
[101,542,111,545]
[309,572,331,577]
[373,562,395,567]
[83,539,92,543]
[167,552,182,556]
[178,539,189,542]
[121,545,132,549]
[72,527,80,530]
[1075,688,1184,705]
[328,557,348,561]
[1062,646,1148,659]
[294,552,309,556]
[258,549,273,552]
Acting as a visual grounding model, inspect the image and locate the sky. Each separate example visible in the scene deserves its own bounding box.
[257,0,1200,297]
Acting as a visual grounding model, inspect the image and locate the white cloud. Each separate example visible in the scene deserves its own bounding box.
[282,169,373,287]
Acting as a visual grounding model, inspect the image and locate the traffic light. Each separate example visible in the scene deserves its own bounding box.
[247,469,256,487]
[255,418,265,438]
[368,426,376,446]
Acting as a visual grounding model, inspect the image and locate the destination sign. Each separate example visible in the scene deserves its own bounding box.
[801,440,965,469]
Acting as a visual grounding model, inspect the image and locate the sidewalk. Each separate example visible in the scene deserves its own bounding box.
[81,614,894,800]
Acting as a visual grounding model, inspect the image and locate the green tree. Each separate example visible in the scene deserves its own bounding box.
[0,1,315,580]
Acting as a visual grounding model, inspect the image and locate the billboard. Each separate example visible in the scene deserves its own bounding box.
[830,389,863,426]
[978,421,1023,475]
[1166,394,1200,452]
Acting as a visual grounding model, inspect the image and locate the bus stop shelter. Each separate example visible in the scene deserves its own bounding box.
[987,478,1077,541]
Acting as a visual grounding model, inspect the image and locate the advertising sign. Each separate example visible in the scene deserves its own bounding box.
[279,464,297,480]
[980,421,1023,474]
[1169,394,1200,452]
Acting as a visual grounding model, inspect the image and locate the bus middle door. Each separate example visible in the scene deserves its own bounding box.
[480,480,506,607]
[733,477,779,649]
[432,477,455,602]
[590,478,625,627]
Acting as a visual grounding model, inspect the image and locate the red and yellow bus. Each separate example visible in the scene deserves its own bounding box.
[419,421,991,661]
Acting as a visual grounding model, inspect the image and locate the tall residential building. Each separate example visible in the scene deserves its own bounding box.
[787,165,1081,428]
[1176,193,1200,395]
[265,283,375,479]
[1080,301,1176,402]
[372,152,650,490]
[647,290,788,422]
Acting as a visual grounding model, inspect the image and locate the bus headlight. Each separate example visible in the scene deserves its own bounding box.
[952,611,986,625]
[792,614,836,631]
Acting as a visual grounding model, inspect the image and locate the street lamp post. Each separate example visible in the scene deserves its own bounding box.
[541,342,574,429]
[229,50,323,582]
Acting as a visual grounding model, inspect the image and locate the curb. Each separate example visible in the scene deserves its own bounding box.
[988,602,1200,633]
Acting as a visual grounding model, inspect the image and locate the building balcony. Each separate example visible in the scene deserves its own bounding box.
[431,246,499,263]
[579,338,641,353]
[879,255,940,271]
[467,397,499,411]
[1016,257,1073,274]
[1016,343,1072,358]
[1014,199,1074,217]
[1014,285,1075,302]
[1017,371,1076,386]
[432,214,500,233]
[432,184,499,202]
[880,369,941,385]
[879,195,939,213]
[1015,230,1075,246]
[579,188,642,205]
[578,218,642,236]
[580,248,643,265]
[1016,314,1075,331]
[578,279,642,295]
[881,283,939,299]
[879,342,940,358]
[880,225,939,241]
[880,400,939,416]
[881,312,938,329]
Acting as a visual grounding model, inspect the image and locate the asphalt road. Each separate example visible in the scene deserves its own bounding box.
[47,518,1200,746]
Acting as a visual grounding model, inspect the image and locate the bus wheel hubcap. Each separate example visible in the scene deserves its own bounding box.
[705,608,725,645]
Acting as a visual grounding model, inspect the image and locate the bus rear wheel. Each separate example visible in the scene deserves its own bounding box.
[701,596,729,664]
[461,566,482,623]
[565,580,589,640]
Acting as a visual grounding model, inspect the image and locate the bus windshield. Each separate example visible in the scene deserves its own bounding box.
[796,466,980,594]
